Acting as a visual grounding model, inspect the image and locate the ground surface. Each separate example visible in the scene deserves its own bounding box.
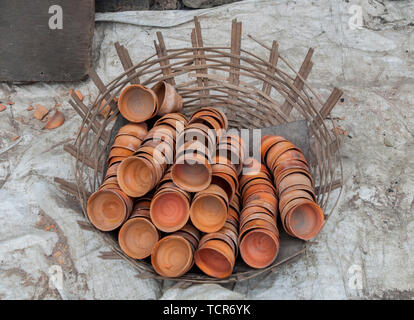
[0,0,413,299]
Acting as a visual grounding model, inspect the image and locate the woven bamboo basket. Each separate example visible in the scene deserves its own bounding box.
[56,17,344,284]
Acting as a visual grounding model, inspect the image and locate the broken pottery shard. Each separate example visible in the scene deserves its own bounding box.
[43,110,65,130]
[34,105,49,120]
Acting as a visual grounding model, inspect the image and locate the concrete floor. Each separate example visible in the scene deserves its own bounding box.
[0,0,413,299]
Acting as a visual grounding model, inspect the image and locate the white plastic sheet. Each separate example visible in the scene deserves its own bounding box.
[1,0,414,299]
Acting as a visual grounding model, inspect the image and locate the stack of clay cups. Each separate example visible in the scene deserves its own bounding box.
[151,224,200,278]
[87,162,134,232]
[108,122,148,166]
[195,192,240,279]
[118,197,160,259]
[87,122,148,231]
[171,107,228,192]
[150,169,192,232]
[238,158,280,269]
[118,81,183,123]
[217,133,246,176]
[117,114,185,197]
[190,184,229,233]
[261,135,324,240]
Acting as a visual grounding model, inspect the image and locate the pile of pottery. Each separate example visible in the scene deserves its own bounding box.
[108,122,148,166]
[86,80,326,280]
[261,135,324,240]
[151,224,200,278]
[117,113,184,197]
[194,192,240,278]
[118,197,160,259]
[171,107,228,192]
[86,122,148,231]
[118,81,183,122]
[238,158,280,268]
[150,169,191,232]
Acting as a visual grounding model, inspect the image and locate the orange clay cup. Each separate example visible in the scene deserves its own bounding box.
[211,172,236,203]
[191,107,228,130]
[152,81,183,115]
[150,190,190,233]
[242,184,276,203]
[104,162,121,180]
[117,122,148,140]
[284,200,325,240]
[194,184,229,207]
[195,239,235,279]
[279,184,316,202]
[272,159,310,180]
[118,84,158,122]
[151,235,194,278]
[240,228,280,269]
[278,189,315,213]
[118,217,159,259]
[117,156,156,197]
[190,188,228,233]
[271,149,309,171]
[108,147,134,159]
[108,156,127,166]
[87,189,131,231]
[198,232,236,255]
[154,112,188,127]
[112,134,143,151]
[243,191,278,210]
[277,172,313,194]
[174,231,198,251]
[181,224,201,242]
[265,141,299,169]
[239,218,279,241]
[239,212,276,230]
[240,177,276,195]
[260,135,288,163]
[219,225,239,254]
[171,153,212,192]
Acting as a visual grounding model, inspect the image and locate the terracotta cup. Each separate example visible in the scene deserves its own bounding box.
[118,84,159,122]
[108,147,134,160]
[195,239,235,279]
[104,162,121,180]
[198,232,236,255]
[151,235,194,278]
[150,190,190,232]
[240,228,280,269]
[284,200,325,240]
[117,156,157,197]
[118,216,160,259]
[112,134,143,151]
[271,149,309,171]
[117,122,148,140]
[154,112,188,127]
[171,152,212,192]
[278,189,314,213]
[152,81,183,115]
[190,185,228,233]
[180,223,201,243]
[277,172,313,194]
[87,188,132,231]
[211,172,236,203]
[108,156,127,166]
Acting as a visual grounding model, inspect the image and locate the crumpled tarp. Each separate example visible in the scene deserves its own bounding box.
[1,0,414,299]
